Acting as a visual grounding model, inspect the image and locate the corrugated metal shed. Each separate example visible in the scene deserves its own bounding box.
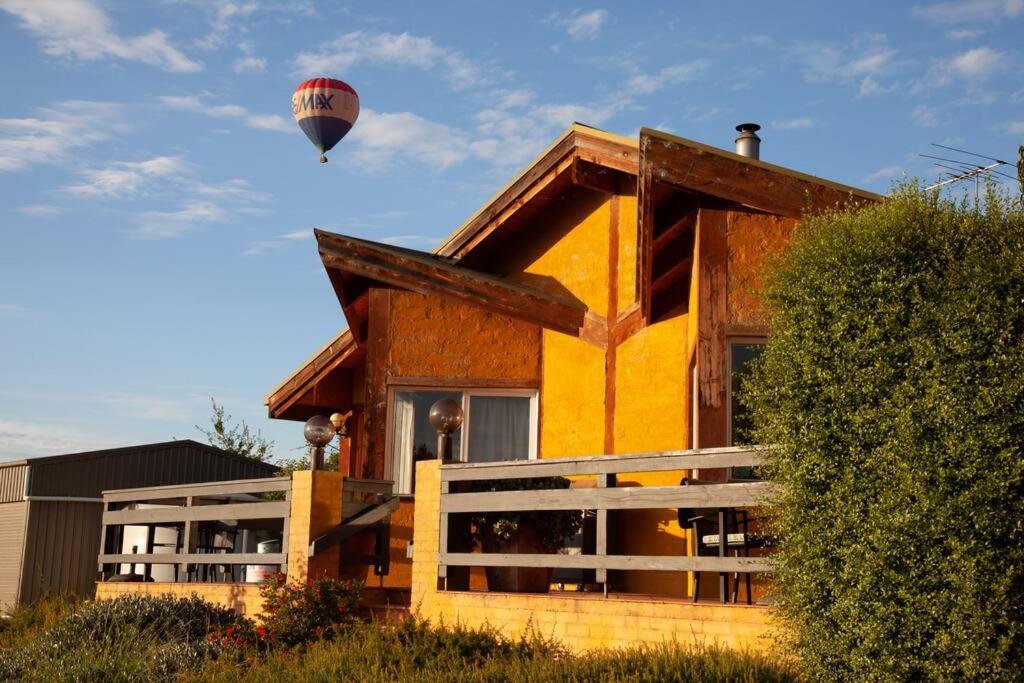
[0,440,278,611]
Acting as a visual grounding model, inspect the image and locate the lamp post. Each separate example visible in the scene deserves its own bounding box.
[303,414,336,470]
[428,398,464,462]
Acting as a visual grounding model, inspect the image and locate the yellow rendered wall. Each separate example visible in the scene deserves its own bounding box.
[503,190,611,317]
[288,470,343,583]
[613,313,692,597]
[617,190,638,315]
[387,291,541,383]
[539,330,606,458]
[95,582,264,620]
[410,460,773,652]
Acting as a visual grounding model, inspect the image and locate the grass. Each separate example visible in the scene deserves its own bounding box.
[192,618,800,683]
[1,597,801,682]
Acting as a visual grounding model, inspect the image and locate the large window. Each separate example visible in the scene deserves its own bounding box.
[388,388,538,495]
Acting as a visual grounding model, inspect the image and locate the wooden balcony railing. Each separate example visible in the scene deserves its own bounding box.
[98,477,291,579]
[437,446,776,596]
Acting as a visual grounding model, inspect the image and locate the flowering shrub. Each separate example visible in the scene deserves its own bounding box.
[257,573,362,648]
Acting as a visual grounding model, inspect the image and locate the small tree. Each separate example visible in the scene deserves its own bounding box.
[197,398,274,462]
[746,183,1024,681]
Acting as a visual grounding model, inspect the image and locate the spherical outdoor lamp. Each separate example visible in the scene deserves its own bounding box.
[428,398,464,462]
[304,414,336,470]
[328,412,349,438]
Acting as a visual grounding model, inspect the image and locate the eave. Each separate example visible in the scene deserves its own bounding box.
[434,123,639,263]
[316,230,591,343]
[264,328,364,420]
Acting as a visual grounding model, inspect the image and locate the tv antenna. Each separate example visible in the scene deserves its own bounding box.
[921,143,1022,200]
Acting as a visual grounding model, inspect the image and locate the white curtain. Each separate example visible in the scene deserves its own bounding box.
[467,396,530,462]
[391,393,415,494]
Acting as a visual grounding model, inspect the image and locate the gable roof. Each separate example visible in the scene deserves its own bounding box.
[316,230,591,340]
[435,123,639,262]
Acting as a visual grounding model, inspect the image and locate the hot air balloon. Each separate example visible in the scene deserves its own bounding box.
[292,77,359,163]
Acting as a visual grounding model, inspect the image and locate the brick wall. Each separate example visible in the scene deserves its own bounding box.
[410,459,776,652]
[95,581,264,620]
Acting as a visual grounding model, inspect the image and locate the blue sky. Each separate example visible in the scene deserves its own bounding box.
[1,0,1022,461]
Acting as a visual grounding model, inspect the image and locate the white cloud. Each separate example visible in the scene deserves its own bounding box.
[0,100,123,172]
[772,117,814,130]
[16,204,63,217]
[915,46,1008,91]
[64,156,190,198]
[348,109,471,169]
[242,229,314,256]
[862,165,905,183]
[293,31,483,90]
[949,46,1006,77]
[196,1,258,51]
[158,95,293,133]
[627,59,710,95]
[133,201,231,239]
[193,178,269,202]
[792,34,895,85]
[946,28,986,39]
[560,9,608,41]
[233,56,267,73]
[280,230,312,240]
[98,393,191,421]
[912,0,1023,23]
[858,76,898,96]
[0,0,201,72]
[0,303,25,315]
[911,104,942,127]
[1008,121,1024,134]
[0,418,118,459]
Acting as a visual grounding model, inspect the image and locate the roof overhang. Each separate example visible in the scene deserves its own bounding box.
[434,123,638,264]
[264,328,364,420]
[316,230,591,344]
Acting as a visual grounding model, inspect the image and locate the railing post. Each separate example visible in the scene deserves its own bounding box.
[180,496,196,579]
[438,479,449,590]
[596,473,616,597]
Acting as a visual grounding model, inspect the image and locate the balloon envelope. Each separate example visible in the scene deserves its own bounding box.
[292,77,359,161]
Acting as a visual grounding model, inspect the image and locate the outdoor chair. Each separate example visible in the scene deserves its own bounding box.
[678,477,773,605]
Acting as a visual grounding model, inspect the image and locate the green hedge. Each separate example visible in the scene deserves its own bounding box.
[745,184,1024,680]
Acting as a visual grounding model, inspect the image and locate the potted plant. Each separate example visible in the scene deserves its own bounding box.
[461,476,583,593]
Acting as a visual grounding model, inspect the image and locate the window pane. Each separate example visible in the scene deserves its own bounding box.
[730,343,765,447]
[467,395,531,463]
[390,390,461,494]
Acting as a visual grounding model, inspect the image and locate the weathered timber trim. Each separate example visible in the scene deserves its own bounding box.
[440,553,771,574]
[640,128,880,218]
[386,375,539,390]
[440,482,774,513]
[364,288,390,479]
[103,501,290,525]
[317,231,588,337]
[441,447,765,481]
[697,207,728,412]
[99,553,286,566]
[103,477,290,502]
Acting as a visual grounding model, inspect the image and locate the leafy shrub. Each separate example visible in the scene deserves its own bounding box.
[258,573,362,647]
[0,593,79,649]
[0,594,254,681]
[745,184,1024,680]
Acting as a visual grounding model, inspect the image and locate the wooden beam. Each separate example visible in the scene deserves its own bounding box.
[317,231,588,337]
[103,501,290,525]
[441,446,766,481]
[440,552,771,573]
[640,128,880,219]
[651,257,694,297]
[696,206,730,456]
[103,477,290,503]
[364,288,390,480]
[572,158,623,194]
[441,482,775,513]
[100,553,286,566]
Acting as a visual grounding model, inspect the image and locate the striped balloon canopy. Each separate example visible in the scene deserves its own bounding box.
[292,77,359,163]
